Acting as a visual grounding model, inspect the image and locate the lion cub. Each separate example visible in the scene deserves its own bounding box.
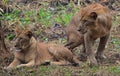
[5,30,80,70]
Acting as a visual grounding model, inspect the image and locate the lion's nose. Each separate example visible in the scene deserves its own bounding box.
[14,44,19,47]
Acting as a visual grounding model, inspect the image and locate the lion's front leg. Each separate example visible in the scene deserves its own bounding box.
[65,41,74,50]
[16,60,35,68]
[84,33,98,67]
[5,58,21,70]
[96,33,110,60]
[79,43,87,61]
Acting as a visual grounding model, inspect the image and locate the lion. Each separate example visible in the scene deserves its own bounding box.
[5,29,80,70]
[77,3,112,67]
[65,11,84,51]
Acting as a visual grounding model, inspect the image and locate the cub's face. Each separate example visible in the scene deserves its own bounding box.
[14,30,33,52]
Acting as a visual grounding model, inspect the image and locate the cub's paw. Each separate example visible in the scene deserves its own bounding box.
[42,60,50,65]
[72,63,79,67]
[3,67,12,71]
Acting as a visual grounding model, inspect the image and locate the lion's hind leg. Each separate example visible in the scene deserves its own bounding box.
[48,46,80,66]
[50,60,71,66]
[50,58,80,66]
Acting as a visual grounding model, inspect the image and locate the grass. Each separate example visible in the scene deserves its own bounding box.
[2,3,76,27]
[108,66,120,74]
[1,2,76,41]
[2,65,120,76]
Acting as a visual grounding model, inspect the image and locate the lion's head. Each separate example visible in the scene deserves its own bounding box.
[78,8,98,33]
[14,30,33,52]
[78,3,111,33]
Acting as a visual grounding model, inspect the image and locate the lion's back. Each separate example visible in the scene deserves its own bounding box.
[81,3,111,16]
[48,44,74,60]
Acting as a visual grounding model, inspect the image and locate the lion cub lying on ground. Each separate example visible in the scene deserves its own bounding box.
[5,30,80,70]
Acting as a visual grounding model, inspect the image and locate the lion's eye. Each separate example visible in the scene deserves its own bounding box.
[19,37,23,41]
[20,37,23,39]
[82,20,88,25]
[83,20,87,23]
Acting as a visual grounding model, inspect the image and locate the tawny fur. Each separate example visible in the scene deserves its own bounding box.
[65,11,84,51]
[77,3,112,67]
[6,30,80,69]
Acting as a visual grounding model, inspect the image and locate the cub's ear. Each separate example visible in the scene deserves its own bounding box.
[26,30,33,38]
[90,12,97,20]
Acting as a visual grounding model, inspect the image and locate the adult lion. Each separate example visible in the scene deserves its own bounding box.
[77,3,112,67]
[5,30,80,70]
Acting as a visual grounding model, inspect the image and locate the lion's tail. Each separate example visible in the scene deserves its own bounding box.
[69,56,81,67]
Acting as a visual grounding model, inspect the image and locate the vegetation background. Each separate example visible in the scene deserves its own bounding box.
[0,0,120,76]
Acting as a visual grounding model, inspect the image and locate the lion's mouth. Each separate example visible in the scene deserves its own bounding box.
[10,47,22,52]
[15,47,22,52]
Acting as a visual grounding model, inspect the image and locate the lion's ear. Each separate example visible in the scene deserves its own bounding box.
[26,31,33,38]
[90,12,97,20]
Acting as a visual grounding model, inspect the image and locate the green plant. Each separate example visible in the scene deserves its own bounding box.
[112,37,120,44]
[62,13,73,25]
[55,15,63,23]
[108,66,120,74]
[0,11,3,16]
[113,15,119,26]
[38,9,53,26]
[3,0,9,3]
